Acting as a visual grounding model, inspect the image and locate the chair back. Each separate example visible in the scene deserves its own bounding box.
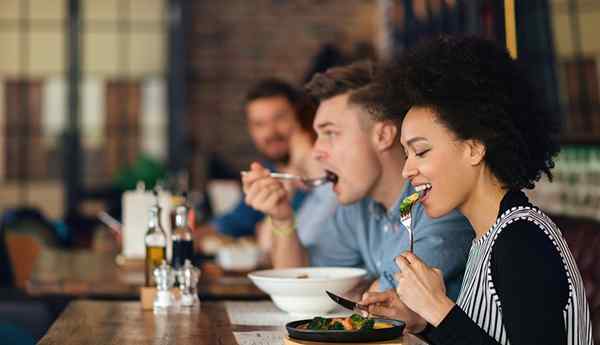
[0,225,13,287]
[5,233,42,289]
[553,215,600,344]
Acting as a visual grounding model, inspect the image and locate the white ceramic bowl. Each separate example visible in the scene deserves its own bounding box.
[216,244,261,271]
[248,267,367,315]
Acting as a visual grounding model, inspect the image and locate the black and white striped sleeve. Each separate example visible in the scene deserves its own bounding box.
[422,219,569,345]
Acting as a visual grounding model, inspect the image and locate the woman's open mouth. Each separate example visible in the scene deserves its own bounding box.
[415,183,432,201]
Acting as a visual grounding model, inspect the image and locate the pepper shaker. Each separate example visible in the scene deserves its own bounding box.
[177,259,200,307]
[153,260,175,310]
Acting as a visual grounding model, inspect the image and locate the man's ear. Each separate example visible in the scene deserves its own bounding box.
[465,139,486,165]
[373,121,398,151]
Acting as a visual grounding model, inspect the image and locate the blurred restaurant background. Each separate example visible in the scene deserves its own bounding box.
[0,0,600,343]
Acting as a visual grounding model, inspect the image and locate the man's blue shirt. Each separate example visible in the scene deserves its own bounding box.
[212,160,307,237]
[307,182,474,301]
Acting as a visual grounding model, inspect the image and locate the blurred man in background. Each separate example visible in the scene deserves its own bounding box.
[196,79,313,249]
[254,117,339,262]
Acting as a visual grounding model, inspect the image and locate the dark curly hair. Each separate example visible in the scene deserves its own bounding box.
[380,35,561,190]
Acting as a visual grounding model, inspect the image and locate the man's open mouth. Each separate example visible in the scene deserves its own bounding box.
[325,170,339,185]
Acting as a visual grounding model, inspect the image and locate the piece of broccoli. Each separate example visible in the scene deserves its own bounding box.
[399,192,419,213]
[306,315,375,332]
[328,321,345,330]
[308,317,328,330]
[350,314,364,323]
[349,314,366,328]
[360,318,375,330]
[349,314,375,330]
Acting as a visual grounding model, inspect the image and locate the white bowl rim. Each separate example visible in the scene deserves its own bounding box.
[247,266,367,283]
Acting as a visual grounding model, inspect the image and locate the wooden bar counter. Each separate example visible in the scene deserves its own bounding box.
[36,300,258,345]
[37,300,428,345]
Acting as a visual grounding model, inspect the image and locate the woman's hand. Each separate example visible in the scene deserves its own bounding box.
[361,289,428,333]
[394,252,455,327]
[241,162,293,222]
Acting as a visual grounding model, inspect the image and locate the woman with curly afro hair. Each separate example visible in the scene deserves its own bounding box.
[362,36,593,345]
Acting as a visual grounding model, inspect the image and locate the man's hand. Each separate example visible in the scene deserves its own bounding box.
[394,252,455,327]
[360,289,428,334]
[192,223,216,253]
[241,162,294,222]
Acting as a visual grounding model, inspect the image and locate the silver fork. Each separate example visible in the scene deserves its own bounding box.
[400,193,424,253]
[241,171,334,188]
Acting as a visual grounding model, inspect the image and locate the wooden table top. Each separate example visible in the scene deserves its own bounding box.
[26,249,267,300]
[37,300,249,345]
[37,300,429,345]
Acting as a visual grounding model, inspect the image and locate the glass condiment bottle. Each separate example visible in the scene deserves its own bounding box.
[169,194,185,230]
[171,204,194,271]
[145,199,167,287]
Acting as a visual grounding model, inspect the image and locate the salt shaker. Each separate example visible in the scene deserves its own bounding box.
[177,259,200,307]
[153,260,175,310]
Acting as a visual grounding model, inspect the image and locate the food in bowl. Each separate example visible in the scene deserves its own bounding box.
[298,314,394,331]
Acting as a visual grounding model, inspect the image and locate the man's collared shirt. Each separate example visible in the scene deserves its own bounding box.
[307,182,474,300]
[296,184,339,247]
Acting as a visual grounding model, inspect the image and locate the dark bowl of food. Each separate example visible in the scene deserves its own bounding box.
[286,314,405,343]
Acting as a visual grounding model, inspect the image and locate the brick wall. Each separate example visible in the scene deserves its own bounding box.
[185,0,378,186]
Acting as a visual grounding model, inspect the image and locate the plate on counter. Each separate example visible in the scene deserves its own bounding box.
[286,317,405,343]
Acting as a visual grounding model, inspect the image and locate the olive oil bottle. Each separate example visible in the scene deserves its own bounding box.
[144,200,167,287]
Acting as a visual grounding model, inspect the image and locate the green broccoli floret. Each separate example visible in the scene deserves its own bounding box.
[360,318,375,330]
[349,314,366,328]
[308,317,328,330]
[350,314,364,323]
[399,192,419,213]
[328,321,344,330]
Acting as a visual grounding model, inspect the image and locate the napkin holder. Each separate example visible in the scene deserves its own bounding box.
[121,182,173,261]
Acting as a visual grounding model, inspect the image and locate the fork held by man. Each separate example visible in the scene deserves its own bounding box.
[241,171,334,188]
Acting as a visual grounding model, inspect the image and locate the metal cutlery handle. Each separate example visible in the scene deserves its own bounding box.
[240,171,301,180]
[406,226,413,253]
[268,172,301,180]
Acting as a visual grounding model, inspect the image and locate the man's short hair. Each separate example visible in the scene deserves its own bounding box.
[246,78,301,107]
[304,61,375,101]
[305,61,407,123]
